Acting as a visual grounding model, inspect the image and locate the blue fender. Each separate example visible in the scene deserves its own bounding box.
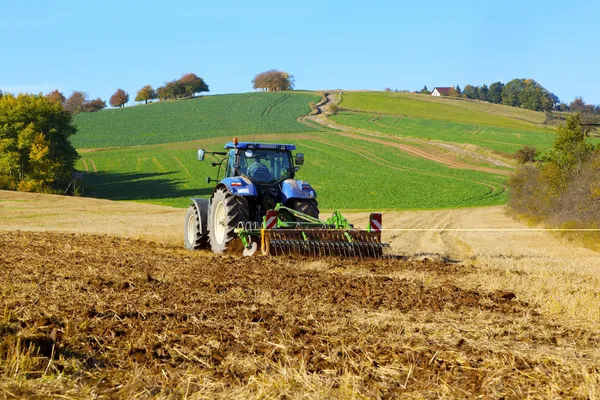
[220,177,257,197]
[281,179,317,203]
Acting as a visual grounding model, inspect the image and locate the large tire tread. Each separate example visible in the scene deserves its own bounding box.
[184,205,210,250]
[291,199,319,220]
[209,188,250,254]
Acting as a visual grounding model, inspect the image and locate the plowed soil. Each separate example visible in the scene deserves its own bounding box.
[1,231,598,399]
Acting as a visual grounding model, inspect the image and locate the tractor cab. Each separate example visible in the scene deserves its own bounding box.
[224,143,299,185]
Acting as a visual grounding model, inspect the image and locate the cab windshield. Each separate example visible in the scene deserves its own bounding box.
[238,149,292,184]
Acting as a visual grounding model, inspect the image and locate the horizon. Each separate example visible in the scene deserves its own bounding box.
[2,0,599,106]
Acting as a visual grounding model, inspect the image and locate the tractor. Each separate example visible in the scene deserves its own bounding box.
[184,138,386,257]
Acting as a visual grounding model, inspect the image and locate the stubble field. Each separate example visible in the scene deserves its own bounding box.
[1,192,599,399]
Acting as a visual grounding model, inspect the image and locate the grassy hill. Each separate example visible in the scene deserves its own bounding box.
[332,92,563,155]
[332,112,557,154]
[339,92,552,130]
[77,132,507,210]
[69,90,581,210]
[72,92,321,149]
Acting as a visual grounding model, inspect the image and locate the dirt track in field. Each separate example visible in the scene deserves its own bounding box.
[303,92,514,175]
[1,230,599,398]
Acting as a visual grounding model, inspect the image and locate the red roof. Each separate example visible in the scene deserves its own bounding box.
[432,87,453,95]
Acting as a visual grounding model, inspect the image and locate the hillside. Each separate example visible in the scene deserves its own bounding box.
[339,91,552,130]
[71,92,321,149]
[77,132,508,209]
[330,92,561,156]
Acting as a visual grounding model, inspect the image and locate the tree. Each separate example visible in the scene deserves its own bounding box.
[109,88,129,108]
[252,70,294,91]
[547,114,594,174]
[488,82,504,104]
[83,98,106,112]
[0,89,3,98]
[463,85,479,99]
[0,93,78,192]
[478,84,488,101]
[64,91,87,114]
[419,86,430,94]
[165,80,185,99]
[455,85,462,97]
[46,90,66,106]
[135,85,157,104]
[156,85,168,101]
[501,79,525,107]
[179,73,209,97]
[514,146,537,164]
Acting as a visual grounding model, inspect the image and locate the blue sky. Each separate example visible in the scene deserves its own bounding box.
[2,0,599,105]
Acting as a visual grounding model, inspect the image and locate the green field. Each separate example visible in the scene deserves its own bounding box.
[77,133,507,210]
[339,92,552,131]
[72,92,320,149]
[332,111,558,154]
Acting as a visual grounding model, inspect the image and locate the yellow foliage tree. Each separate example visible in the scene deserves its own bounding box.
[0,94,78,192]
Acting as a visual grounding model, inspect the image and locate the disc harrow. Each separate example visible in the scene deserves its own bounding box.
[235,204,388,258]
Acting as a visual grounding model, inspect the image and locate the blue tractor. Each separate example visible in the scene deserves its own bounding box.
[185,139,386,257]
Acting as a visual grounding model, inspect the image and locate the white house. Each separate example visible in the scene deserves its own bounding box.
[431,87,453,97]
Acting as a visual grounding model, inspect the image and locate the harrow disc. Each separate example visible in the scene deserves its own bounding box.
[263,229,387,258]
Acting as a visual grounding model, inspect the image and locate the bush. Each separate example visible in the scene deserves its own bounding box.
[514,145,537,164]
[508,114,599,235]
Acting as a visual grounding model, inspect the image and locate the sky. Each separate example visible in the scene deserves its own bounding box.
[2,0,599,105]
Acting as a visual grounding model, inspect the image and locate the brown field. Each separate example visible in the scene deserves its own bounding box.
[1,191,599,398]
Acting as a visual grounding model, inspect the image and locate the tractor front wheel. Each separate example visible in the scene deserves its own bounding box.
[209,188,249,254]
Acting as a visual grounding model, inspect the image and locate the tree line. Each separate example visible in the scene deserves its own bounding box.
[417,79,600,114]
[0,69,296,118]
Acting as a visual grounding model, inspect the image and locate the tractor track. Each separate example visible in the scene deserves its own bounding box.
[261,94,290,118]
[170,154,195,181]
[309,136,504,201]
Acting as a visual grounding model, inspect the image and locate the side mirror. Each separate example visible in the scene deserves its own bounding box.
[295,153,304,165]
[197,149,205,161]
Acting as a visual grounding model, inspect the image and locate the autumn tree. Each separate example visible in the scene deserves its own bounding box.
[46,90,66,106]
[83,98,106,112]
[156,85,168,101]
[252,70,295,91]
[0,93,78,192]
[165,80,185,99]
[135,85,156,104]
[110,88,129,108]
[179,73,209,97]
[64,91,87,114]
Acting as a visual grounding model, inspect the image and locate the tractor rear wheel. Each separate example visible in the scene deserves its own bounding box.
[184,205,209,250]
[209,187,249,254]
[291,199,319,220]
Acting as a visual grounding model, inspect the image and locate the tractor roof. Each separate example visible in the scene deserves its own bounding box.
[224,142,296,151]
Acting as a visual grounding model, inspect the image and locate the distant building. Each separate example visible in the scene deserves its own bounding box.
[431,87,453,97]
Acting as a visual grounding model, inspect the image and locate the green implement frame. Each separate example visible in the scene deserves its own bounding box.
[235,204,387,257]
